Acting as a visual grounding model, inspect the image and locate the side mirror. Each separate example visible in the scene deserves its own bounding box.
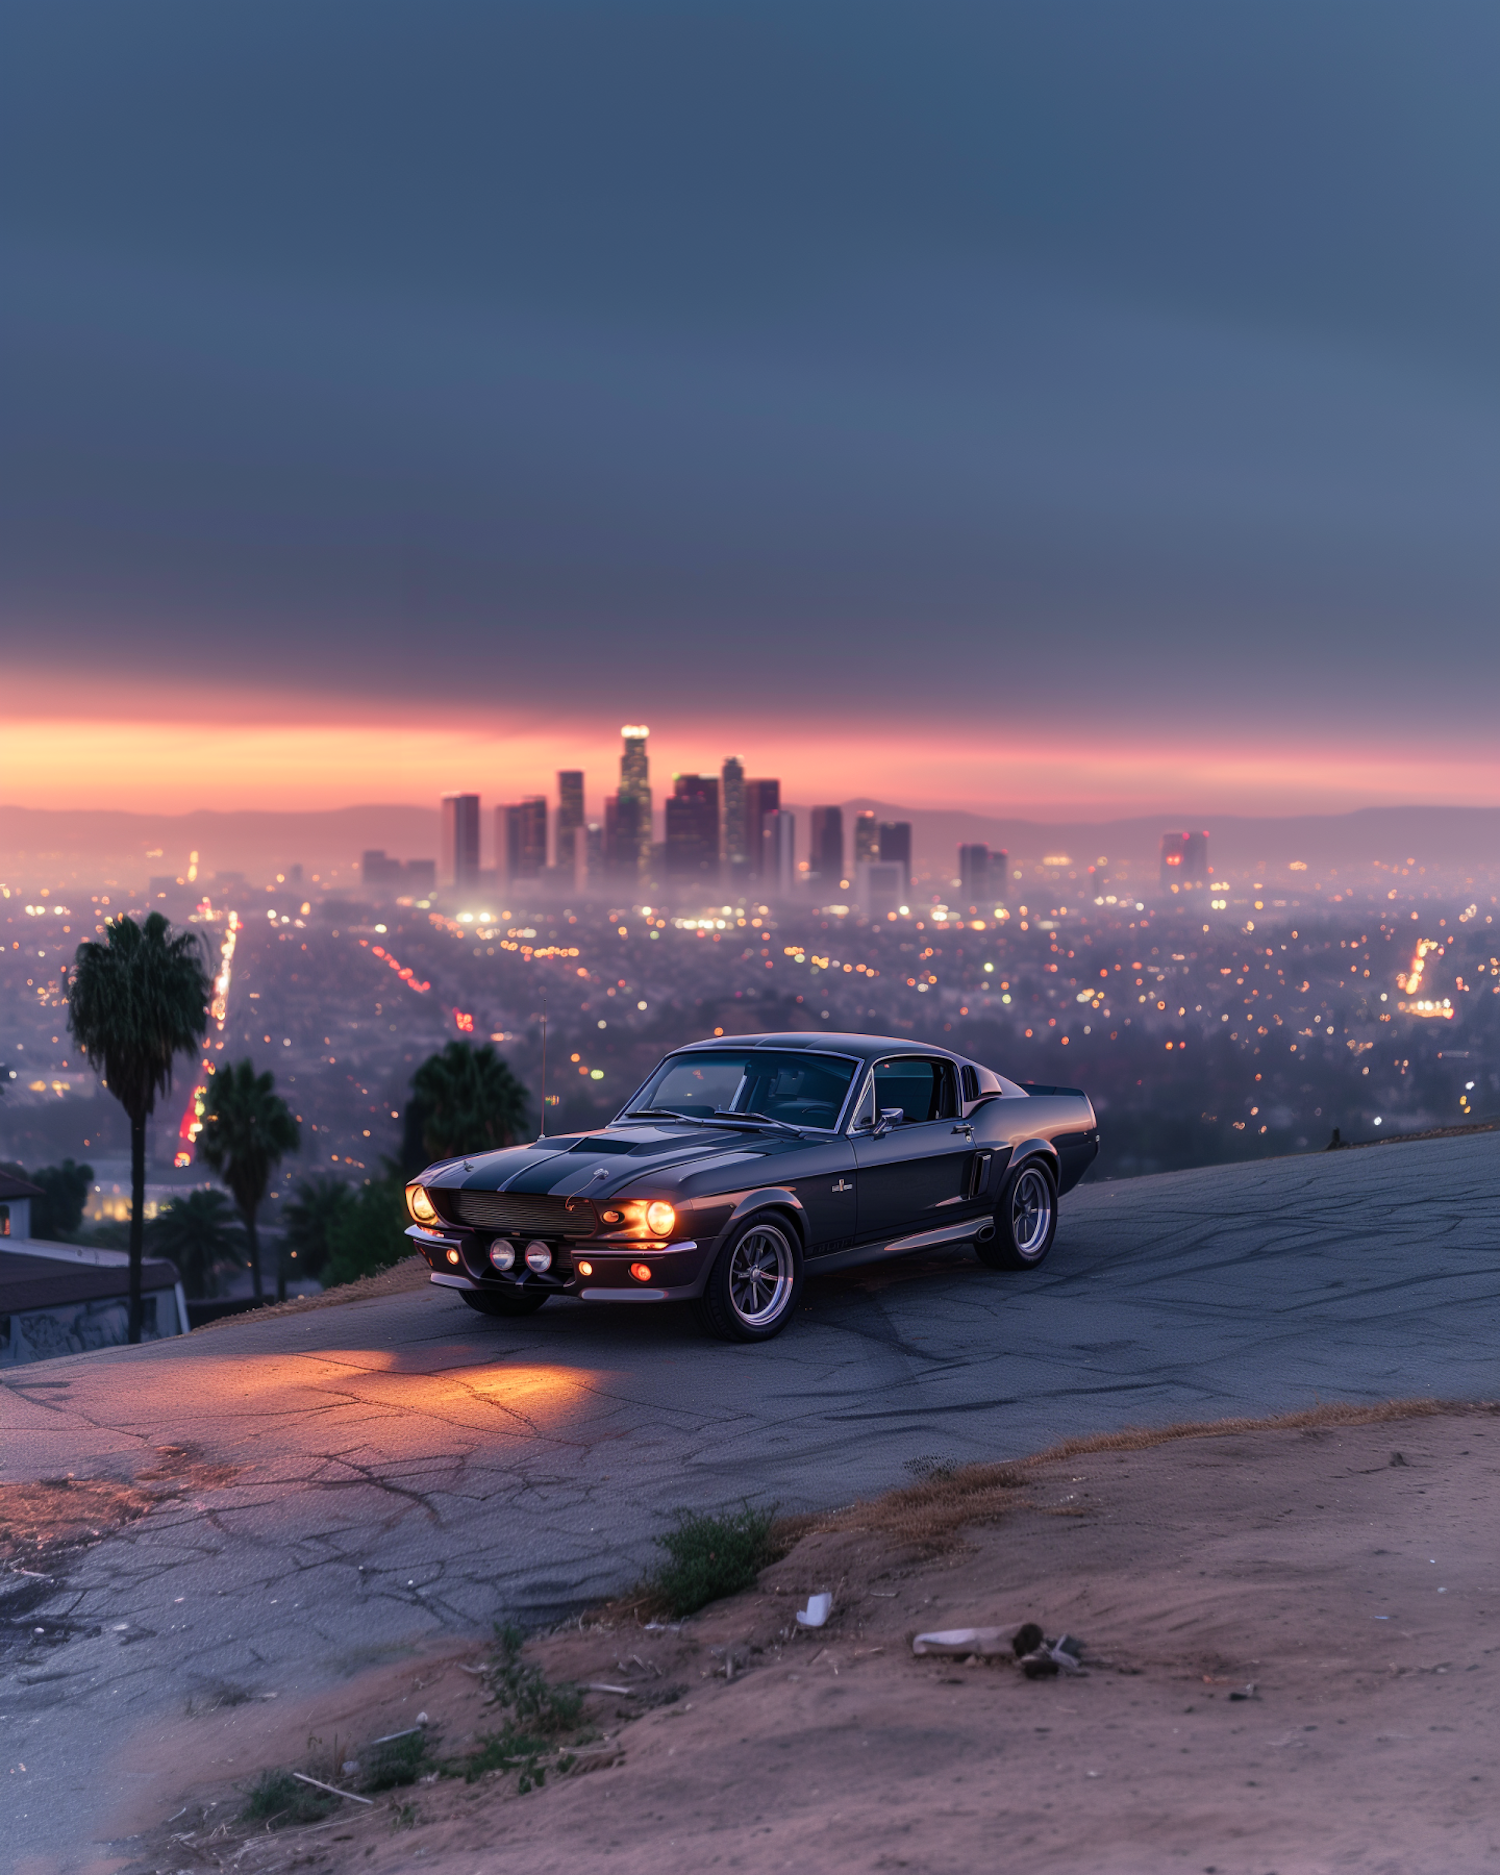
[873,1107,904,1138]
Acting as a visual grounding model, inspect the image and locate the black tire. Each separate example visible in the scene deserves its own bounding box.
[694,1214,804,1342]
[460,1287,550,1317]
[975,1160,1058,1270]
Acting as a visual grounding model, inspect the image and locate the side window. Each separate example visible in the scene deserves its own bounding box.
[960,1064,979,1104]
[872,1057,955,1124]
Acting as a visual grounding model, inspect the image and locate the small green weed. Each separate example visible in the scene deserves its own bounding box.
[443,1625,583,1792]
[490,1622,583,1731]
[238,1769,337,1828]
[649,1503,778,1615]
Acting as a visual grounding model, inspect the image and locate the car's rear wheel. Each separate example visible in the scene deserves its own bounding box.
[460,1286,550,1317]
[695,1216,803,1342]
[975,1161,1058,1270]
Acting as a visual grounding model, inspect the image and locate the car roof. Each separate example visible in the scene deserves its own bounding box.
[672,1031,965,1066]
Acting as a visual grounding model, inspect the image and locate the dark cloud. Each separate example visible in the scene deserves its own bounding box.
[3,1,1498,730]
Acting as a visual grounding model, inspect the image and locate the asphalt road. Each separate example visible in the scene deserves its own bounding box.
[5,1130,1500,1869]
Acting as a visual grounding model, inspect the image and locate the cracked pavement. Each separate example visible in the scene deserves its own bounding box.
[4,1131,1499,1869]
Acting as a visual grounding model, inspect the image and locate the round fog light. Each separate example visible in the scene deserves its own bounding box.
[629,1262,653,1283]
[644,1200,676,1237]
[524,1241,552,1273]
[445,1247,461,1265]
[488,1241,516,1271]
[576,1260,593,1278]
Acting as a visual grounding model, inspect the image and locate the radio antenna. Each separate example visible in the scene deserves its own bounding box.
[539,987,547,1137]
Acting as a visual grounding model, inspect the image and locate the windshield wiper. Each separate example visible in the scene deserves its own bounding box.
[712,1109,804,1137]
[625,1107,715,1126]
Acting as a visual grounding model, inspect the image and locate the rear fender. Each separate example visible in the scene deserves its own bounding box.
[1005,1140,1060,1190]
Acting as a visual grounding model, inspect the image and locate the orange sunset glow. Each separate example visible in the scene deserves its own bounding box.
[4,712,1497,820]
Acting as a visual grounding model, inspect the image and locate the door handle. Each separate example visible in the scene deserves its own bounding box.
[952,1124,972,1136]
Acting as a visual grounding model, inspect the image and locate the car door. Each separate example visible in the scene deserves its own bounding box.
[852,1056,974,1242]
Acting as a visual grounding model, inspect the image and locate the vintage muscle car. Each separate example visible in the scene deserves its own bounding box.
[404,1032,1098,1341]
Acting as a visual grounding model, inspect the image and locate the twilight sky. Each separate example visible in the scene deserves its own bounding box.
[2,1,1498,818]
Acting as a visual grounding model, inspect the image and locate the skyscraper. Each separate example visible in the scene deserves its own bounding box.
[957,843,991,905]
[763,808,797,896]
[720,756,747,875]
[744,779,780,877]
[620,725,652,870]
[503,797,547,880]
[808,806,845,887]
[556,770,585,877]
[853,811,879,865]
[878,821,912,898]
[440,793,480,891]
[1160,830,1209,892]
[665,774,721,878]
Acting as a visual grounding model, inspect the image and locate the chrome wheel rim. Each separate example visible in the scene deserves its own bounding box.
[1011,1168,1053,1260]
[728,1224,794,1326]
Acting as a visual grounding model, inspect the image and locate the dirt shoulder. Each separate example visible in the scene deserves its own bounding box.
[114,1400,1499,1875]
[192,1255,430,1329]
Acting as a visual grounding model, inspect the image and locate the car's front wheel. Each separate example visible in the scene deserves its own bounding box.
[695,1215,803,1342]
[460,1286,550,1317]
[975,1160,1058,1270]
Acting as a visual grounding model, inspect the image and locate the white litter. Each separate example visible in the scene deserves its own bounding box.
[796,1593,833,1628]
[912,1625,1023,1657]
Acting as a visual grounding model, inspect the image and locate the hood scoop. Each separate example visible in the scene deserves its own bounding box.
[567,1133,703,1157]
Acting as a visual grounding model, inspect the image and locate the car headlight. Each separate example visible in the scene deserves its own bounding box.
[406,1184,439,1225]
[645,1200,676,1237]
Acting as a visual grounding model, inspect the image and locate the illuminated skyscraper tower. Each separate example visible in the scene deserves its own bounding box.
[721,756,747,876]
[617,725,653,873]
[853,811,879,865]
[603,726,652,877]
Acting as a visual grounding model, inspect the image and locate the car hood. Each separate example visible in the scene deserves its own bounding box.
[419,1123,783,1204]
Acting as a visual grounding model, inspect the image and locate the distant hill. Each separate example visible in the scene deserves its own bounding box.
[2,800,1497,889]
[831,802,1500,883]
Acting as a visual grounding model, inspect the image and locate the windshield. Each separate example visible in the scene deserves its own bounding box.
[628,1049,858,1130]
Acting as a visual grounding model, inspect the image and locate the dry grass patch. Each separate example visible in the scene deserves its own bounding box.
[196,1255,430,1330]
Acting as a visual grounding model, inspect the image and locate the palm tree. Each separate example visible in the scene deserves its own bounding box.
[411,1041,530,1163]
[68,912,210,1342]
[282,1173,355,1283]
[198,1059,301,1303]
[151,1189,246,1299]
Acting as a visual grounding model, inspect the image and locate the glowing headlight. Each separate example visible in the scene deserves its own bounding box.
[645,1200,676,1237]
[489,1241,516,1271]
[406,1184,439,1225]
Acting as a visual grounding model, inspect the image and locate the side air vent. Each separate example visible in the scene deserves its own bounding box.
[446,1192,599,1238]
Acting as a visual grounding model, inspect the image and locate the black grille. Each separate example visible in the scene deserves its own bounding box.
[445,1191,598,1238]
